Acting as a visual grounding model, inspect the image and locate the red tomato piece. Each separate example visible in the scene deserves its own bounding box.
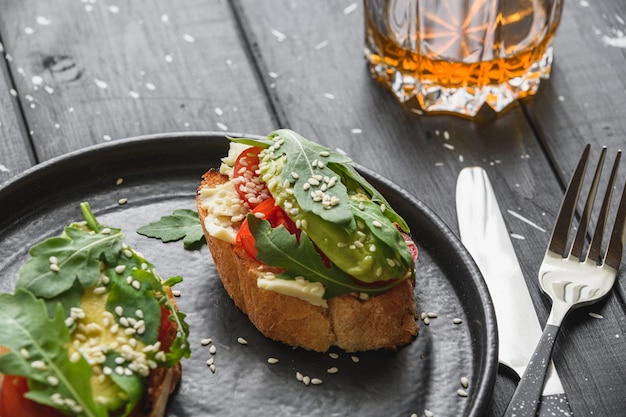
[157,304,178,353]
[236,197,298,260]
[0,374,64,417]
[232,146,269,209]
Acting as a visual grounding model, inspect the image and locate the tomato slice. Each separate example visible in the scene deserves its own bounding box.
[157,304,178,353]
[236,197,298,260]
[232,146,269,209]
[0,374,64,417]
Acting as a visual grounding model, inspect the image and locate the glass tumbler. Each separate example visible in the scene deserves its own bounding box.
[364,0,564,117]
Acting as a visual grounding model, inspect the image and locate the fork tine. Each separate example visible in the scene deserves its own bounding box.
[549,144,591,257]
[571,147,607,259]
[588,150,621,263]
[604,168,626,270]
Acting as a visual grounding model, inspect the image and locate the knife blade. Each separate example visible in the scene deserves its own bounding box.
[456,167,572,416]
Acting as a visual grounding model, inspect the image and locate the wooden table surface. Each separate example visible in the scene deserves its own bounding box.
[1,1,626,416]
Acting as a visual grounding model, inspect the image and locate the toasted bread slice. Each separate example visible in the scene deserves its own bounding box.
[197,170,418,352]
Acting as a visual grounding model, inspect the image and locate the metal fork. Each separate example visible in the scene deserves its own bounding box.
[504,145,626,417]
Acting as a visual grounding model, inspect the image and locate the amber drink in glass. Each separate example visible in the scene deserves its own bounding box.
[364,0,563,117]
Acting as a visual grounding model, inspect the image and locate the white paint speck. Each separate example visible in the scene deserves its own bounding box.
[271,28,286,42]
[129,90,140,99]
[507,209,547,232]
[443,143,454,150]
[36,16,51,25]
[0,164,10,173]
[216,122,228,131]
[602,33,626,48]
[24,27,34,35]
[510,233,525,240]
[108,5,120,13]
[165,54,173,63]
[588,312,604,319]
[183,33,195,43]
[161,14,169,23]
[214,107,223,116]
[32,75,43,85]
[145,82,156,90]
[94,79,108,89]
[315,40,329,50]
[324,92,335,99]
[343,3,358,15]
[351,128,362,134]
[103,135,112,141]
[579,0,589,6]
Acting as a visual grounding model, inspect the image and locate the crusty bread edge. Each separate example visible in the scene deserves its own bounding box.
[197,170,418,352]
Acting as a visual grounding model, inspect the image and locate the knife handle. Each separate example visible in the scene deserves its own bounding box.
[504,324,560,417]
[537,393,573,416]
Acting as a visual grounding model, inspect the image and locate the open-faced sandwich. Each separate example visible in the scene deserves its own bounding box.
[196,129,419,352]
[0,202,190,417]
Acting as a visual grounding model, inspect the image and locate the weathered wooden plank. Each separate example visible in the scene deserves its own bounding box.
[0,0,276,173]
[235,0,625,415]
[0,39,33,185]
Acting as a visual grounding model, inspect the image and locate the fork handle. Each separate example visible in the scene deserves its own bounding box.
[504,324,561,417]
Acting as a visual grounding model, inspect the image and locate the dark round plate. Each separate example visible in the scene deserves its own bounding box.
[0,133,497,417]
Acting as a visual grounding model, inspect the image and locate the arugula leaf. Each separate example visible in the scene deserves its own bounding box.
[136,209,205,247]
[0,290,107,417]
[249,215,400,298]
[330,162,410,232]
[17,225,124,299]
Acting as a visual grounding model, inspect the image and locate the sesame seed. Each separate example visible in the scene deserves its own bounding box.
[64,317,75,327]
[461,376,469,388]
[423,317,430,325]
[31,360,47,371]
[118,198,128,205]
[369,244,376,252]
[327,367,338,374]
[427,312,438,318]
[267,357,279,364]
[209,364,216,373]
[172,290,181,297]
[93,287,107,295]
[237,337,248,345]
[319,151,330,157]
[372,220,383,228]
[135,309,144,319]
[49,263,60,272]
[101,228,112,235]
[311,378,323,385]
[201,338,212,346]
[123,249,133,258]
[206,357,214,366]
[302,375,311,385]
[453,318,463,324]
[296,372,304,381]
[351,356,359,363]
[457,389,468,397]
[115,265,126,274]
[49,256,58,264]
[424,411,434,417]
[329,353,339,359]
[209,345,217,354]
[291,172,299,179]
[131,280,141,290]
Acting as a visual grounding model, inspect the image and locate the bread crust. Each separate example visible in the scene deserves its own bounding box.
[197,170,418,352]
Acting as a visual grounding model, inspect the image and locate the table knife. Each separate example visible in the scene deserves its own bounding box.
[456,167,572,416]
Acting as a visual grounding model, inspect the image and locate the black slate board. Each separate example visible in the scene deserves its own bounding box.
[0,133,497,417]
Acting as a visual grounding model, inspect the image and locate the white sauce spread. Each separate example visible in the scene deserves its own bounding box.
[257,272,327,307]
[198,181,246,243]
